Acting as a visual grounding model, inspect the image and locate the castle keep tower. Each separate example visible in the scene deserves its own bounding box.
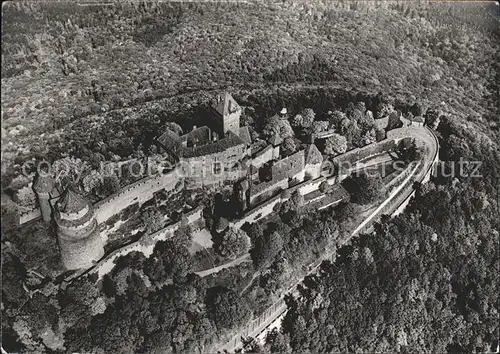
[213,92,242,136]
[55,188,104,270]
[33,173,57,222]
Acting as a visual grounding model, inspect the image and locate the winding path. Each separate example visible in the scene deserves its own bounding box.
[215,122,439,353]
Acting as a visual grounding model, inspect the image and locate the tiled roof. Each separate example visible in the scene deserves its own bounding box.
[56,188,89,214]
[271,149,305,181]
[268,133,282,146]
[305,144,323,165]
[254,144,273,159]
[181,126,211,146]
[213,92,241,117]
[181,130,245,158]
[33,173,55,193]
[157,129,182,151]
[238,126,252,145]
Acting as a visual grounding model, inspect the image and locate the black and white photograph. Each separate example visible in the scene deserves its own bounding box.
[1,0,499,353]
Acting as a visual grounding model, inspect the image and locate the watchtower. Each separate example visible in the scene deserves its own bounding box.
[212,92,242,136]
[55,188,104,270]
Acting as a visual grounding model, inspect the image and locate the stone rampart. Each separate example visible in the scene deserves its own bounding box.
[19,208,41,224]
[94,169,182,224]
[232,194,284,228]
[86,205,204,280]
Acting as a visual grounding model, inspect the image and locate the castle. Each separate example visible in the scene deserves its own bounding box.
[156,92,251,187]
[31,92,327,271]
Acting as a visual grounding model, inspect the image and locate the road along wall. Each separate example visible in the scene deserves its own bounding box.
[217,125,439,353]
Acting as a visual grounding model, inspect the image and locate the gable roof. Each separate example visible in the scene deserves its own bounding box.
[181,130,245,158]
[268,133,283,146]
[305,144,323,165]
[56,188,89,214]
[238,126,252,145]
[181,126,211,146]
[213,92,241,117]
[157,129,182,151]
[271,149,305,181]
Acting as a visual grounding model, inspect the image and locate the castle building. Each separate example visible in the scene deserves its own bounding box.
[33,173,60,222]
[54,188,104,270]
[212,92,242,136]
[304,144,324,179]
[156,92,251,187]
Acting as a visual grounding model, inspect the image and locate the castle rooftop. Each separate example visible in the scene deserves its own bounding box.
[181,130,245,158]
[33,173,55,193]
[268,133,283,147]
[56,188,89,214]
[305,144,323,165]
[213,92,241,117]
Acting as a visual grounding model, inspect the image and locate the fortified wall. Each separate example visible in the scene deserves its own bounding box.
[332,137,413,167]
[94,169,183,224]
[18,168,183,226]
[83,206,204,280]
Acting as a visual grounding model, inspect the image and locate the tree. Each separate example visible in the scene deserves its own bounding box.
[359,128,376,146]
[312,121,329,135]
[319,181,330,194]
[164,121,183,135]
[327,110,347,129]
[252,230,285,269]
[263,115,294,140]
[339,118,362,147]
[205,286,250,330]
[141,208,165,235]
[343,173,384,205]
[291,108,315,129]
[324,133,347,156]
[376,102,394,119]
[214,227,251,260]
[100,175,120,195]
[144,240,193,284]
[387,111,403,131]
[375,128,386,142]
[265,328,292,353]
[281,137,299,157]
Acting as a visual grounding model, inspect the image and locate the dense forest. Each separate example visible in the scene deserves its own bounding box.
[1,0,499,188]
[262,115,499,353]
[1,0,499,353]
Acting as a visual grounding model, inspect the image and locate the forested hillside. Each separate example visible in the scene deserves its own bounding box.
[2,1,499,188]
[263,115,499,353]
[1,1,499,353]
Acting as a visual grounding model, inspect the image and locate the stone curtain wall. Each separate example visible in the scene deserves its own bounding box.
[19,208,42,224]
[87,206,204,280]
[19,169,183,226]
[94,169,182,224]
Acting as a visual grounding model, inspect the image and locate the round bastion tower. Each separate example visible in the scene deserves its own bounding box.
[55,188,104,270]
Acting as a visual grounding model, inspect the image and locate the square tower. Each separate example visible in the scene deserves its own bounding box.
[212,92,241,136]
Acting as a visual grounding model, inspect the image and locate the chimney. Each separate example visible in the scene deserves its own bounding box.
[192,125,197,131]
